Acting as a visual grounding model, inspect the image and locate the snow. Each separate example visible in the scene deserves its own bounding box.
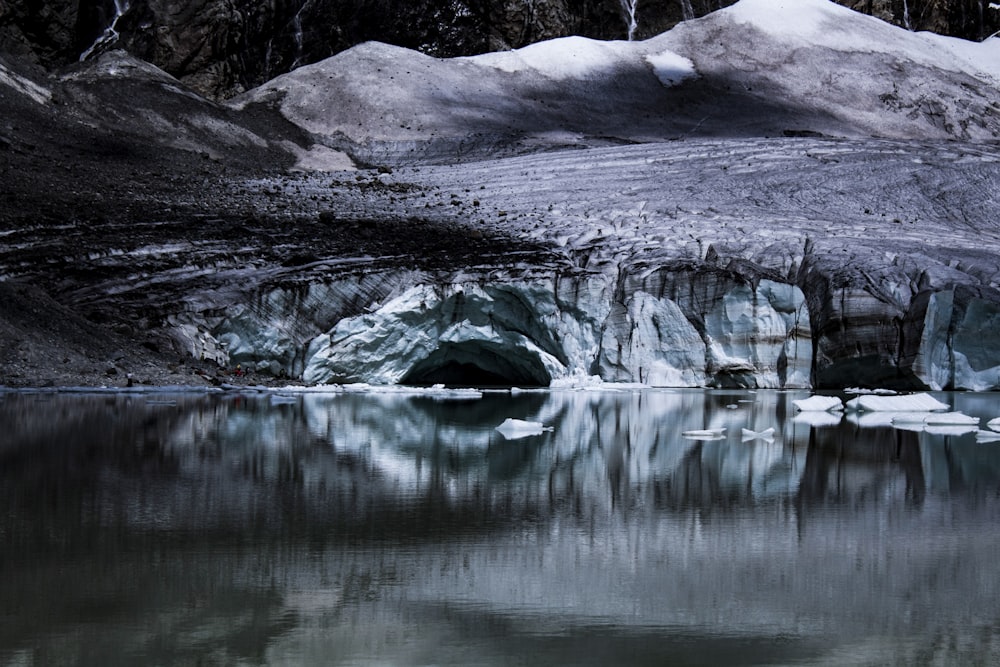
[468,37,693,88]
[644,50,697,86]
[236,0,1000,161]
[916,30,1000,86]
[0,61,51,105]
[469,36,635,79]
[285,143,356,172]
[722,0,1000,82]
[722,0,849,41]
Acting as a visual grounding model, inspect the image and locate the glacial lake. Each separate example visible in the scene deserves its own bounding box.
[3,388,1000,666]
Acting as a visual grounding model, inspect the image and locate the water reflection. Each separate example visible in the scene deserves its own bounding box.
[2,389,1000,665]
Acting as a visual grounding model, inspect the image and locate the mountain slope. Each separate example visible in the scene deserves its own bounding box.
[238,0,1000,166]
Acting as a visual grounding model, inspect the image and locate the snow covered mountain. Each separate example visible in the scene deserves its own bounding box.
[1,0,1000,390]
[2,0,996,99]
[241,0,1000,164]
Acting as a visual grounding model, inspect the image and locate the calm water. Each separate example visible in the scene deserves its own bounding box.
[2,388,1000,666]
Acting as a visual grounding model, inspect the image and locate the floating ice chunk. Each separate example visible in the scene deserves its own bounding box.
[976,430,1000,442]
[845,393,949,412]
[741,427,775,443]
[495,418,553,440]
[682,427,726,440]
[845,388,898,395]
[792,395,844,412]
[988,417,1000,432]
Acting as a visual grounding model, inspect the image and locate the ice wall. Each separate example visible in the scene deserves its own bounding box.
[163,263,1000,390]
[178,268,813,388]
[906,288,1000,391]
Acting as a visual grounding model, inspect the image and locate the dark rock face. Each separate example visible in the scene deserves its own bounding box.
[2,0,997,98]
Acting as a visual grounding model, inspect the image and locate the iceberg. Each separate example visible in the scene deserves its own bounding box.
[988,417,1000,432]
[495,418,553,440]
[975,430,1000,442]
[792,395,843,412]
[845,393,950,412]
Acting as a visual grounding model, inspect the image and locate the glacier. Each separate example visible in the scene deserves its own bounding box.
[3,0,1000,390]
[157,135,1000,391]
[295,273,809,388]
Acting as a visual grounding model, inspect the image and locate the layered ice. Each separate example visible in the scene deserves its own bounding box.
[296,273,812,388]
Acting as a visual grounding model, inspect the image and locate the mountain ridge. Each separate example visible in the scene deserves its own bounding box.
[1,0,997,99]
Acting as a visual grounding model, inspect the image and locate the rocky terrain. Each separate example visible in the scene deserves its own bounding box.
[2,0,1000,390]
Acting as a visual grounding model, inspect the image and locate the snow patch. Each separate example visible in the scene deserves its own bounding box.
[287,142,357,172]
[0,62,51,105]
[644,50,697,86]
[469,36,634,79]
[723,0,1000,82]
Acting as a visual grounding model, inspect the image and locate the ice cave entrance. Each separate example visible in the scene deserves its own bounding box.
[400,341,552,388]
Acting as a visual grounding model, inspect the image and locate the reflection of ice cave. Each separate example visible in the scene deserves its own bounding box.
[400,341,552,387]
